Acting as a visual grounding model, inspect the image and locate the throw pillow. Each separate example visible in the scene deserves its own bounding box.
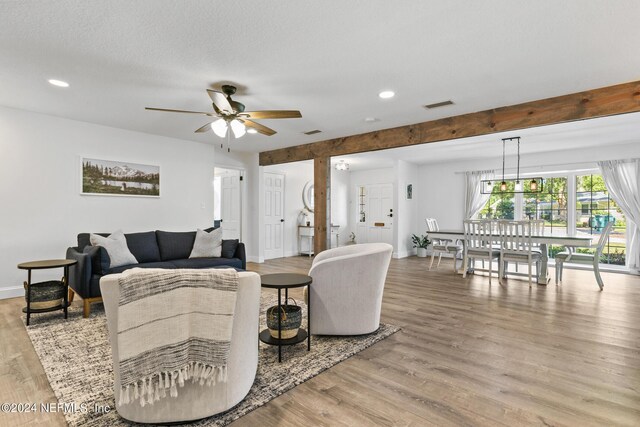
[90,230,138,269]
[221,239,239,258]
[189,228,222,258]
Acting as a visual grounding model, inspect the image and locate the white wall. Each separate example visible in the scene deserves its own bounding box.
[416,141,640,235]
[394,160,419,257]
[330,168,350,246]
[0,106,216,298]
[264,160,314,257]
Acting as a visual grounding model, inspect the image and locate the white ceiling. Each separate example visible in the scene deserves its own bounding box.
[1,1,640,153]
[333,112,640,170]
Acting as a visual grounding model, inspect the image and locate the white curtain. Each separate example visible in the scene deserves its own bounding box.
[598,159,640,272]
[464,170,495,220]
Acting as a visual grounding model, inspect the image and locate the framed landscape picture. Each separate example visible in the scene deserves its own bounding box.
[81,157,160,197]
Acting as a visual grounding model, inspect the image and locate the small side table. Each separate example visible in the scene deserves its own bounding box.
[259,273,312,362]
[18,259,77,326]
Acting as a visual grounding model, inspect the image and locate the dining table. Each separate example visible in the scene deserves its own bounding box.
[427,230,594,285]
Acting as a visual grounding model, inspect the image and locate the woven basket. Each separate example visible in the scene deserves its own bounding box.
[24,279,65,310]
[266,297,302,339]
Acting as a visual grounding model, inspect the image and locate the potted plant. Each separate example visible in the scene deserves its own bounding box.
[411,233,431,258]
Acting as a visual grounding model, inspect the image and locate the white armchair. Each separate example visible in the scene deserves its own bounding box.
[100,271,261,424]
[307,243,393,335]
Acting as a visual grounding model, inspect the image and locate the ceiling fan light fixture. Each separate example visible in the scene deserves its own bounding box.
[229,119,246,138]
[211,119,228,138]
[247,128,258,134]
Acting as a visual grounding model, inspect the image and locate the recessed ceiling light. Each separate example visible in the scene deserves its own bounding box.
[364,117,379,123]
[247,128,258,134]
[48,79,69,88]
[47,79,69,87]
[378,90,395,99]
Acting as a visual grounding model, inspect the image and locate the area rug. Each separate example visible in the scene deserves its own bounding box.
[23,295,399,426]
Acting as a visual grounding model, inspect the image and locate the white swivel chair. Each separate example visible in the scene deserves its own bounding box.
[555,222,613,290]
[425,218,463,273]
[100,271,261,424]
[306,243,393,335]
[498,220,542,287]
[462,220,500,284]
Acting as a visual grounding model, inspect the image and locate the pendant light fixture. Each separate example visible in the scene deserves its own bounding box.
[481,136,543,194]
[499,138,507,191]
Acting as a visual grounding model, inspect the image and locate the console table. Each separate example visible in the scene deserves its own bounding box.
[298,225,340,256]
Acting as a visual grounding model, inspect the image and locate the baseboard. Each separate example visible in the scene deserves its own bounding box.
[393,250,415,259]
[0,286,23,300]
[247,255,264,264]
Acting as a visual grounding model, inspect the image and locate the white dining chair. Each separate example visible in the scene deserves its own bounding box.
[462,220,500,284]
[498,220,542,287]
[555,222,613,290]
[425,218,462,273]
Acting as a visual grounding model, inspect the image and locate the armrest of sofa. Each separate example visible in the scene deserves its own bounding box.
[234,242,246,270]
[66,246,94,298]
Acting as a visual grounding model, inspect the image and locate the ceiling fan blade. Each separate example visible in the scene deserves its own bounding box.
[241,119,277,136]
[145,107,215,116]
[194,122,213,133]
[207,90,233,114]
[240,110,302,119]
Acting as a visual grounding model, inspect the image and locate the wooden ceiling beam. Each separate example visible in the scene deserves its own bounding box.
[259,80,640,166]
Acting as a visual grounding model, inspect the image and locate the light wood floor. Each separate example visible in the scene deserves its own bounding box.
[1,257,639,426]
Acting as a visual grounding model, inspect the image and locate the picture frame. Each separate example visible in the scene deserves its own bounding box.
[406,184,413,200]
[80,157,160,197]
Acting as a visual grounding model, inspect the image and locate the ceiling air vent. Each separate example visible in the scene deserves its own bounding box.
[304,129,322,135]
[424,100,454,109]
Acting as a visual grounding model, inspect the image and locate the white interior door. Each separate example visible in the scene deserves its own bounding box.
[366,183,394,245]
[264,172,285,260]
[220,171,241,240]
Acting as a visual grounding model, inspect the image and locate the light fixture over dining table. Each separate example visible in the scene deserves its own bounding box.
[481,136,543,194]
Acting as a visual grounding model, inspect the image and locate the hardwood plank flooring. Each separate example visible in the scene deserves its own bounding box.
[1,256,639,426]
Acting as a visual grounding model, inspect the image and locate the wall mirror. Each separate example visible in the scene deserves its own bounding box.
[302,180,314,212]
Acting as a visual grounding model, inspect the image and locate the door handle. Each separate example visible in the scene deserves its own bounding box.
[280,219,285,222]
[219,219,223,223]
[387,213,393,218]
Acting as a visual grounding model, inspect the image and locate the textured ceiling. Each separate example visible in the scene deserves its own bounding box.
[1,0,640,154]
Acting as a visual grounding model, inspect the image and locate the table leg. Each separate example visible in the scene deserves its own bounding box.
[538,243,550,285]
[307,285,311,351]
[277,288,282,363]
[26,270,31,326]
[63,266,69,319]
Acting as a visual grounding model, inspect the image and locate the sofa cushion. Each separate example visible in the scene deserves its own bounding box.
[171,257,243,270]
[189,228,222,258]
[156,227,216,261]
[221,239,239,259]
[78,233,108,250]
[106,261,177,275]
[156,231,196,261]
[90,230,138,269]
[124,231,161,263]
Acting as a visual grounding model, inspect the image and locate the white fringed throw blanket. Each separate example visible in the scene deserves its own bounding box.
[116,268,239,407]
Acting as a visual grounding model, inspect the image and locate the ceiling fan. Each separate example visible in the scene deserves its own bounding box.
[145,85,302,138]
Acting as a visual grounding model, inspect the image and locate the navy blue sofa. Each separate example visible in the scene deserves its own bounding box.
[65,228,246,317]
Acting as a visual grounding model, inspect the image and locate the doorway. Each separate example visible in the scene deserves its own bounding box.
[356,183,394,245]
[213,167,243,240]
[264,172,285,260]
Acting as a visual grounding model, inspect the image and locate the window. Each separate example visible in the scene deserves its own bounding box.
[478,181,515,219]
[521,177,568,235]
[576,174,626,265]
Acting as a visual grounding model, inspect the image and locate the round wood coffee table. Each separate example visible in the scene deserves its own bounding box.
[260,273,312,362]
[18,259,77,326]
